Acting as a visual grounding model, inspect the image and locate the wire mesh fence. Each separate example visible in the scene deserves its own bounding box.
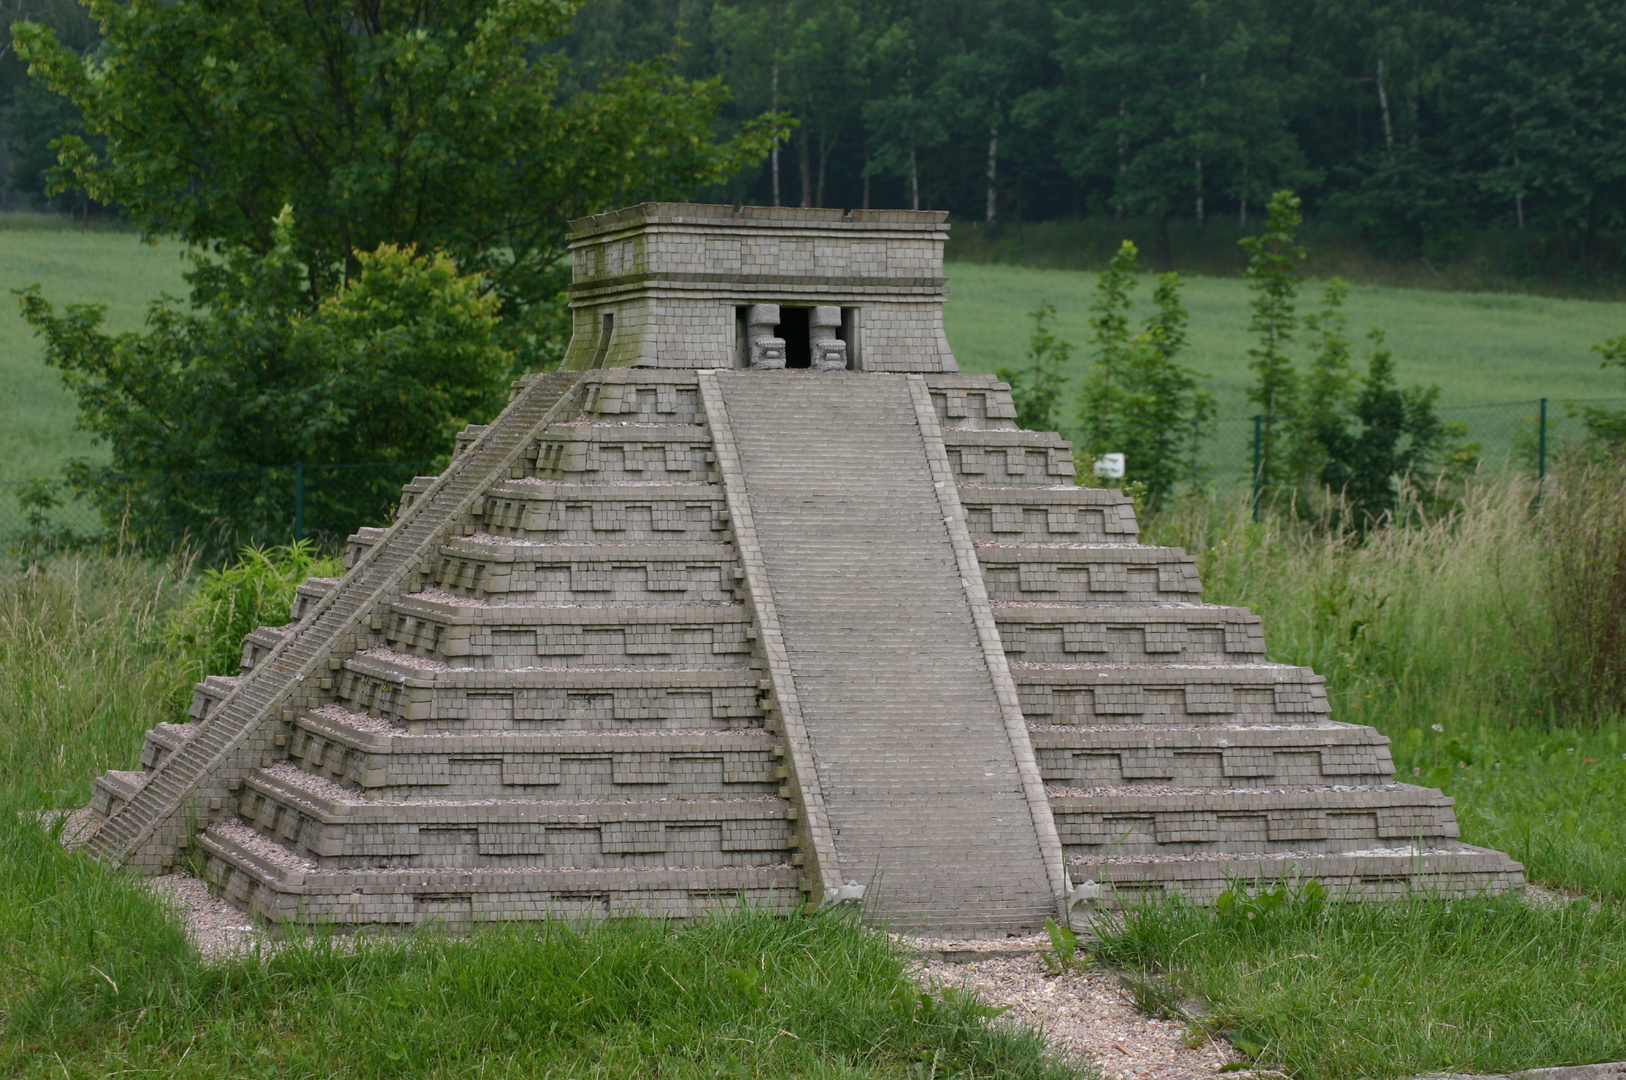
[1,396,1621,554]
[0,461,437,555]
[1192,396,1625,488]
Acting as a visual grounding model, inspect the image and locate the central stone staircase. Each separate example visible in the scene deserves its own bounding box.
[702,371,1064,932]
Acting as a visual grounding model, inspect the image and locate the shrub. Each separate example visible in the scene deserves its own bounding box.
[1076,240,1214,507]
[164,541,342,692]
[16,213,510,552]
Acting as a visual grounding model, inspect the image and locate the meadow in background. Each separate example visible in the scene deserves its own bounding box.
[5,220,1626,491]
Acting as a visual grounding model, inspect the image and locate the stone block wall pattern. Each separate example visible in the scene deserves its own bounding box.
[81,205,1523,934]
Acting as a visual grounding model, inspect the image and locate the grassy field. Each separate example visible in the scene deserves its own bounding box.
[2,221,1625,488]
[0,226,187,485]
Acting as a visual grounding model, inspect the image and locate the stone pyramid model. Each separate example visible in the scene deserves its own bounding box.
[83,203,1523,934]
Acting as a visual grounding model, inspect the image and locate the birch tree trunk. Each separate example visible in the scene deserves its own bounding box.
[799,94,812,207]
[985,117,999,227]
[770,61,780,206]
[1376,52,1395,162]
[1195,157,1205,227]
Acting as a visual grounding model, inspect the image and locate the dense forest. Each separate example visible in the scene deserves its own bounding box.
[5,0,1626,278]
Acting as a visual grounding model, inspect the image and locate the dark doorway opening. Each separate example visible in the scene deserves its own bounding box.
[776,307,810,368]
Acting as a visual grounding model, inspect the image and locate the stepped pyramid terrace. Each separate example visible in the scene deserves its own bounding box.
[82,203,1524,935]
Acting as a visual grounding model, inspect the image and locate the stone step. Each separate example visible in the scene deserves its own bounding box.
[377,597,755,668]
[138,722,197,771]
[233,762,795,871]
[332,658,767,732]
[942,430,1076,485]
[432,537,740,602]
[1012,662,1330,724]
[476,479,727,542]
[997,604,1267,664]
[289,705,779,798]
[1050,783,1461,857]
[1077,844,1524,908]
[240,624,292,671]
[89,769,147,819]
[978,543,1202,604]
[919,374,1020,431]
[344,526,390,569]
[576,370,707,425]
[531,423,716,483]
[290,577,341,621]
[198,822,799,927]
[186,674,245,724]
[1031,723,1394,787]
[958,486,1138,543]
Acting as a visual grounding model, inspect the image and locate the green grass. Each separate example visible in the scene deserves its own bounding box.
[944,262,1626,415]
[0,228,187,486]
[1095,890,1626,1080]
[1,822,1070,1079]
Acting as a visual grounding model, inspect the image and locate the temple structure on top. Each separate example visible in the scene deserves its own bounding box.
[560,204,956,373]
[77,204,1522,935]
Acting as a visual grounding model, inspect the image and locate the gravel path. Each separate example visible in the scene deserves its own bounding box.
[906,935,1252,1080]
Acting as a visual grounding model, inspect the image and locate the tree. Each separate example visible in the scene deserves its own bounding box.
[1571,335,1626,454]
[13,0,781,369]
[998,302,1070,432]
[860,17,944,211]
[1315,330,1449,526]
[1241,190,1306,490]
[15,212,512,550]
[1077,240,1213,507]
[1050,0,1313,267]
[1457,0,1626,264]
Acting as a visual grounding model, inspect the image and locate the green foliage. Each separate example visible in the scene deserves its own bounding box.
[15,215,510,550]
[1241,190,1305,489]
[998,301,1070,432]
[1078,240,1214,507]
[0,552,189,808]
[1536,457,1626,725]
[1237,192,1455,521]
[1572,334,1626,452]
[1040,915,1086,975]
[12,0,782,370]
[165,542,342,689]
[1312,330,1452,527]
[3,69,87,199]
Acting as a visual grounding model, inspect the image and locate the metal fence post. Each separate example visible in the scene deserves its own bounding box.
[1251,414,1264,522]
[1537,398,1547,482]
[294,463,304,543]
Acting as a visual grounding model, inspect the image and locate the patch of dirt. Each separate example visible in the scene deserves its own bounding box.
[907,936,1256,1080]
[143,871,268,962]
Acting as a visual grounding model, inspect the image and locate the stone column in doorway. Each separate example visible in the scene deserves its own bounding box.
[811,305,847,371]
[748,304,787,369]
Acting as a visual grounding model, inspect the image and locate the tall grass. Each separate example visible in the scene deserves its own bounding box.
[0,551,191,806]
[1145,467,1626,899]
